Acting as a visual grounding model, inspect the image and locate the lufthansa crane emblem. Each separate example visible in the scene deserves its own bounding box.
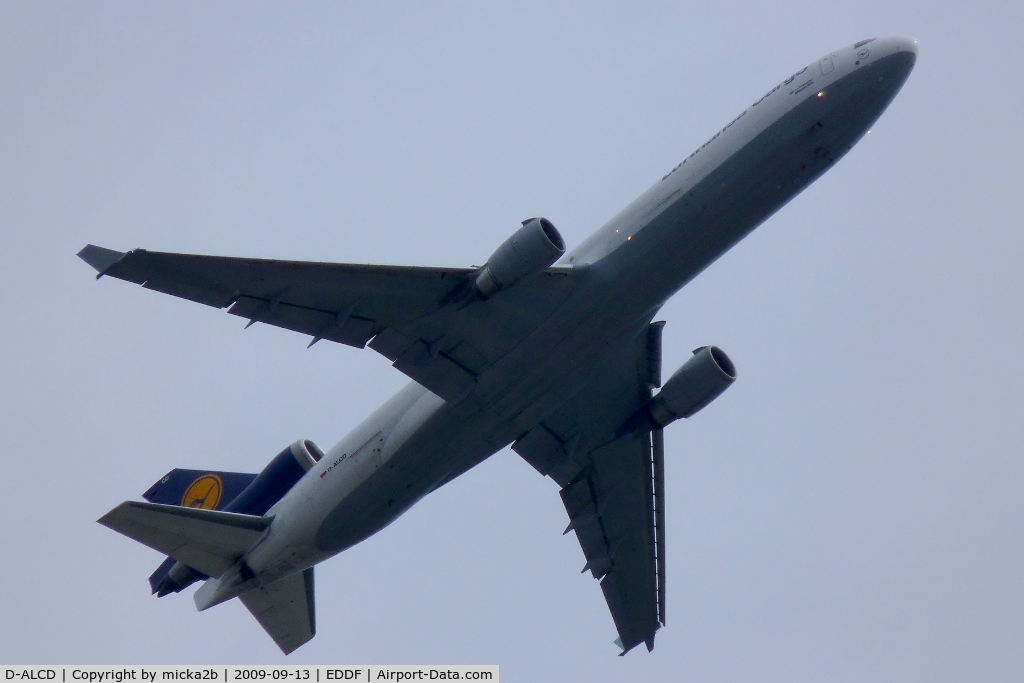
[181,473,223,509]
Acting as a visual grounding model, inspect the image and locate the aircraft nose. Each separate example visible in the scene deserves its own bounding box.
[876,35,919,64]
[885,36,918,84]
[859,36,918,87]
[891,35,919,60]
[856,36,918,61]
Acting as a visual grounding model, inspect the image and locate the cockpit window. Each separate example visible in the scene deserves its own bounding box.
[854,39,876,48]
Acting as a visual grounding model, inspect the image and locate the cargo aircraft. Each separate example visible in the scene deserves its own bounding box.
[81,37,917,655]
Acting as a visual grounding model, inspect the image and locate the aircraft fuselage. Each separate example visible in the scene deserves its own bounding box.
[195,37,918,610]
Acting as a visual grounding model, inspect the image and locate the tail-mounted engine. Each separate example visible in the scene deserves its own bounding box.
[224,440,323,516]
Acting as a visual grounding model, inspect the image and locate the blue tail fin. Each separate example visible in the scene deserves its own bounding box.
[142,469,258,509]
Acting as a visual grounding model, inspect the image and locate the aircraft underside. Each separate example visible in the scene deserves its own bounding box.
[84,36,917,655]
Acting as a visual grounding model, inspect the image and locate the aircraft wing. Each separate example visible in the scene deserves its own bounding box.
[239,568,316,655]
[78,245,574,403]
[512,322,667,654]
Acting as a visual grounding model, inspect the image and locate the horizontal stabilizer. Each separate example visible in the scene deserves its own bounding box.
[239,568,316,655]
[98,501,271,579]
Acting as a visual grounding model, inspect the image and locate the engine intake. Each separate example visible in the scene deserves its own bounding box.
[475,217,565,297]
[226,440,323,516]
[646,346,736,427]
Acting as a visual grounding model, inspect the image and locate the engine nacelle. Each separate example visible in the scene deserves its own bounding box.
[225,439,324,516]
[475,217,565,297]
[646,346,736,427]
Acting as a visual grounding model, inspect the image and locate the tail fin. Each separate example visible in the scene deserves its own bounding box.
[98,501,270,579]
[239,569,316,655]
[143,469,258,509]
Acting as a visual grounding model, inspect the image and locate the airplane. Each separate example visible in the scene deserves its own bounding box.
[80,36,918,655]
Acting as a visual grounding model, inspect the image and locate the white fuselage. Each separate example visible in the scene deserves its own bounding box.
[200,37,918,606]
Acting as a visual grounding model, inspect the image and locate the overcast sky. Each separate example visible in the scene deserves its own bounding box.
[2,1,1023,680]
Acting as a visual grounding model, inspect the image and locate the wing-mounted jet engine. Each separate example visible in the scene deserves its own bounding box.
[143,439,324,596]
[474,217,566,297]
[644,345,737,428]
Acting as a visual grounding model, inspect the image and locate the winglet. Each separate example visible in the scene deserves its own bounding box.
[77,244,125,279]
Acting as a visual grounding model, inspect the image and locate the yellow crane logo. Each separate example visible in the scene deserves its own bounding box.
[180,474,223,510]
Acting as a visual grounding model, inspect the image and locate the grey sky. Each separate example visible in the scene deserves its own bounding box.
[2,1,1022,680]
